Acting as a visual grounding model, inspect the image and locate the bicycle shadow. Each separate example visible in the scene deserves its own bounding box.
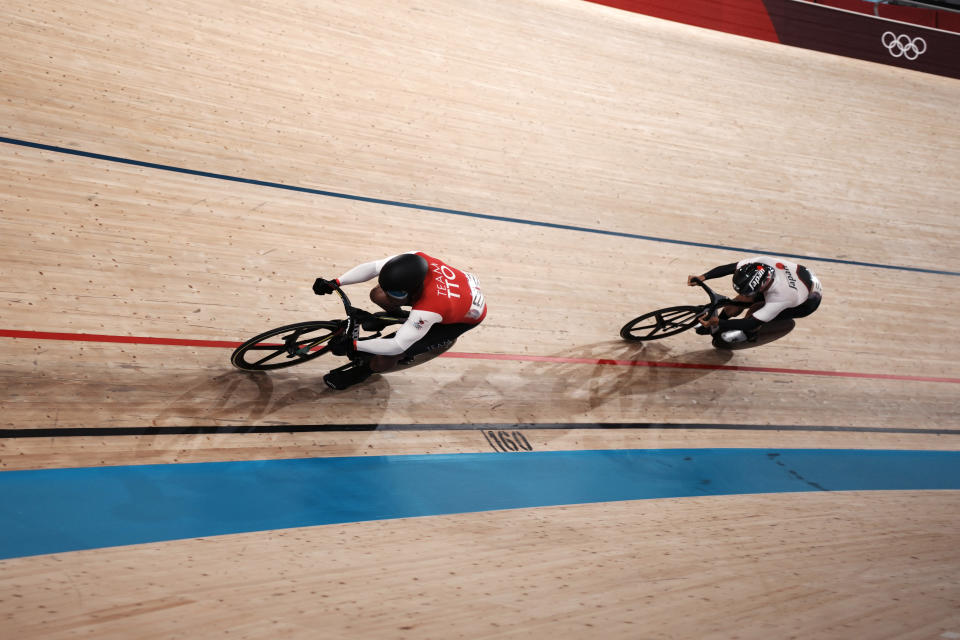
[150,366,392,427]
[147,334,738,429]
[540,339,735,408]
[149,335,457,429]
[400,338,737,418]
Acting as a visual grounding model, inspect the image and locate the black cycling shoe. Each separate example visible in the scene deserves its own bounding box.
[711,335,731,349]
[695,324,713,335]
[323,363,373,390]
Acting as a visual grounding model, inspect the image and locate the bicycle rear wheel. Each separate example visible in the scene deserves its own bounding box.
[231,320,343,370]
[620,306,702,341]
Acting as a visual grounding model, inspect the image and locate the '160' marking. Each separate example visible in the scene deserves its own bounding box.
[483,430,533,452]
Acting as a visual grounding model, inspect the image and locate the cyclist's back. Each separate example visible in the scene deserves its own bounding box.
[689,254,823,346]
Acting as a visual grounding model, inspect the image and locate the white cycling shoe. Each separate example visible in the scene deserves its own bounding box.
[720,330,748,344]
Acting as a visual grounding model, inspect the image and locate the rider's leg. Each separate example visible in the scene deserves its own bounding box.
[368,338,459,373]
[377,323,475,371]
[779,293,821,320]
[720,297,818,348]
[362,326,459,375]
[787,266,822,320]
[327,323,476,386]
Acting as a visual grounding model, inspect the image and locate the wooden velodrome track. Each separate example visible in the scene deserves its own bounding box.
[2,0,959,637]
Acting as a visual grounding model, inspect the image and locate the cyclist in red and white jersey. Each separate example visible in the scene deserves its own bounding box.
[313,252,486,389]
[687,255,823,347]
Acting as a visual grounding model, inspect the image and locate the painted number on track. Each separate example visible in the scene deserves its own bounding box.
[482,430,533,452]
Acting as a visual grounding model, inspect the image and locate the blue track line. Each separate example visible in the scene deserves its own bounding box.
[3,135,957,277]
[1,448,960,559]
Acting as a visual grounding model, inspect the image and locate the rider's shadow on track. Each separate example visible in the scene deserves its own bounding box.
[151,367,393,427]
[149,320,794,426]
[484,338,737,412]
[151,345,449,427]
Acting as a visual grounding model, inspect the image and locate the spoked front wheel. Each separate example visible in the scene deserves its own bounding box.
[231,321,343,370]
[620,306,702,341]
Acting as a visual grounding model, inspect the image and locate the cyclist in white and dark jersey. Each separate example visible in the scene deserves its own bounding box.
[687,255,823,347]
[312,251,486,389]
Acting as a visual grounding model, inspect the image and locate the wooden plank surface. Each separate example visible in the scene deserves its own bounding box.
[2,491,959,639]
[1,0,958,637]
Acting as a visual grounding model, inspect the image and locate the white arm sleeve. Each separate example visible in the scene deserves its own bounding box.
[356,309,443,356]
[336,255,398,286]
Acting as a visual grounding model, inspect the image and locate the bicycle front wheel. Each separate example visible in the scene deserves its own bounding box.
[231,320,343,370]
[620,306,702,341]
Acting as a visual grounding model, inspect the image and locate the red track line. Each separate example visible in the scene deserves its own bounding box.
[444,352,960,383]
[0,329,241,349]
[3,329,959,384]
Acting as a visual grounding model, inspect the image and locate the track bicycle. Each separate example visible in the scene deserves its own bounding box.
[619,279,750,342]
[230,284,406,372]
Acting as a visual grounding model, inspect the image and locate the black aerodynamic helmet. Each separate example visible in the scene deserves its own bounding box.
[732,262,775,296]
[378,253,429,300]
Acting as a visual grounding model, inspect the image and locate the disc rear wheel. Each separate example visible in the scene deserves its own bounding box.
[620,306,702,341]
[231,321,343,370]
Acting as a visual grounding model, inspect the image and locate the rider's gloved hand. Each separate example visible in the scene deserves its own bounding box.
[312,277,339,295]
[329,334,354,357]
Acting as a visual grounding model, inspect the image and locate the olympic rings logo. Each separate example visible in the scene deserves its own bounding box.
[881,31,927,61]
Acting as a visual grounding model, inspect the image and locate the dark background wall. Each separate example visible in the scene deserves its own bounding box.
[588,0,960,79]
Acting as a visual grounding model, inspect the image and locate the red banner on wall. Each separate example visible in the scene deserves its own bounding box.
[587,0,779,42]
[587,0,960,80]
[763,0,960,80]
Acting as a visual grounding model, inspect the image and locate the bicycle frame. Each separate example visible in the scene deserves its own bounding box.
[231,282,411,371]
[333,284,360,347]
[273,286,358,359]
[309,284,410,358]
[330,284,419,352]
[693,279,733,320]
[619,279,751,342]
